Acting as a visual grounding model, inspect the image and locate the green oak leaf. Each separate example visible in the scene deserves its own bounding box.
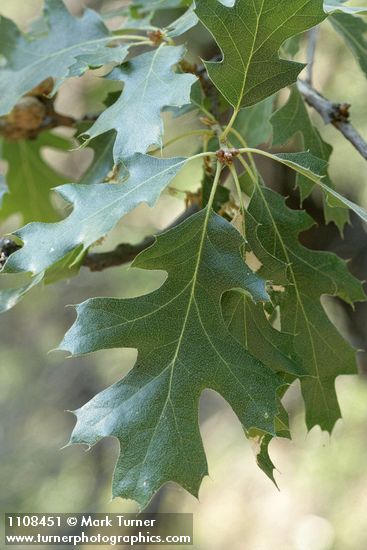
[202,170,230,212]
[263,151,328,182]
[246,185,365,431]
[245,204,290,284]
[60,208,284,508]
[43,248,86,286]
[246,396,290,483]
[271,86,349,231]
[3,154,187,276]
[83,45,197,162]
[0,0,129,116]
[330,12,367,77]
[195,0,326,109]
[0,133,70,224]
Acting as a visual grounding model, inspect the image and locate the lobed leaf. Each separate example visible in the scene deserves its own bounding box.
[0,132,70,224]
[195,0,326,109]
[246,185,365,431]
[60,208,285,508]
[3,154,187,276]
[330,11,367,78]
[83,45,197,163]
[271,86,349,231]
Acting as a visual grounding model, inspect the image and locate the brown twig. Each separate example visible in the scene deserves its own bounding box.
[83,204,200,272]
[297,79,367,160]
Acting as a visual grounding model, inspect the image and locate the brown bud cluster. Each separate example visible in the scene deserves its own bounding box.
[7,97,46,130]
[26,77,54,98]
[331,102,351,123]
[0,77,54,140]
[216,148,239,165]
[147,30,165,45]
[0,78,75,141]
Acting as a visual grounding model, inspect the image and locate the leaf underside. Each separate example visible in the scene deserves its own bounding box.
[83,45,197,163]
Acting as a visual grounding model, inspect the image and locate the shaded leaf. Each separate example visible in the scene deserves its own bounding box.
[79,131,115,185]
[233,96,274,147]
[247,185,365,431]
[271,86,349,230]
[330,12,367,77]
[1,132,70,224]
[222,292,302,376]
[317,180,367,223]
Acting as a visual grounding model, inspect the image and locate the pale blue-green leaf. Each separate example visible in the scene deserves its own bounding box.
[166,6,199,37]
[325,0,367,14]
[0,0,129,115]
[83,45,196,162]
[4,154,187,276]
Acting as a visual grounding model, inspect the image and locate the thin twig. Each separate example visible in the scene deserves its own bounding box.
[83,204,200,272]
[297,79,367,161]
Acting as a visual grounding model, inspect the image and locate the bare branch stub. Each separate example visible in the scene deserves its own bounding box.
[297,79,367,161]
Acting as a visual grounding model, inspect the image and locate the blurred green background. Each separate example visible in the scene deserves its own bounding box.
[1,1,367,549]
